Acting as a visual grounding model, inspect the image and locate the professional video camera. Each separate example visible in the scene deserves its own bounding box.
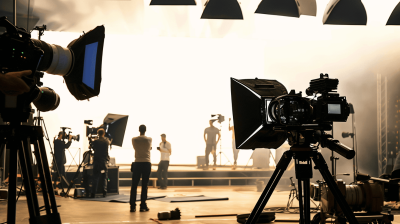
[0,16,105,123]
[59,127,80,142]
[231,74,352,154]
[84,113,129,147]
[211,114,225,123]
[231,74,359,224]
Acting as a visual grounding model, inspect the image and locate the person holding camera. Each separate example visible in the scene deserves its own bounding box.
[130,125,152,212]
[204,120,221,170]
[53,132,73,189]
[90,128,111,198]
[157,134,171,190]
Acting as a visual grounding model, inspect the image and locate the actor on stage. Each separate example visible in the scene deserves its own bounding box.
[229,118,239,170]
[204,120,221,170]
[53,132,72,189]
[157,134,171,190]
[130,125,152,212]
[90,128,111,198]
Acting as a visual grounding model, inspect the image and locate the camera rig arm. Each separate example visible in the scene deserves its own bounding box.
[314,130,355,160]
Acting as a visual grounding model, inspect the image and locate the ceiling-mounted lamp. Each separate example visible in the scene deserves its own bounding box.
[387,2,400,25]
[254,0,317,18]
[323,0,367,25]
[201,0,243,20]
[150,0,196,5]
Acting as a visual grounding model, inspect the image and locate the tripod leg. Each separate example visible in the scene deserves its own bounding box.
[245,150,293,224]
[312,152,358,224]
[19,138,41,218]
[7,143,18,224]
[34,128,60,216]
[32,138,52,214]
[298,179,304,224]
[304,178,310,224]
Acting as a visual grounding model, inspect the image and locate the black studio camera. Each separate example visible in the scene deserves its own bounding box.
[60,127,80,142]
[231,74,354,159]
[84,114,129,147]
[268,73,350,126]
[0,16,105,123]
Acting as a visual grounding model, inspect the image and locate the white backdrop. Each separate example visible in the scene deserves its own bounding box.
[20,1,400,179]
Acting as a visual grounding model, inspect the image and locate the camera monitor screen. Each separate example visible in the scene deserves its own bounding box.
[82,42,98,90]
[328,104,341,114]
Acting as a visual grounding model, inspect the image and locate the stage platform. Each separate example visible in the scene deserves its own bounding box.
[65,164,296,189]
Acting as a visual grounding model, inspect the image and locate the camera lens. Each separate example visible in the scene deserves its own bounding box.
[33,87,60,112]
[31,39,73,76]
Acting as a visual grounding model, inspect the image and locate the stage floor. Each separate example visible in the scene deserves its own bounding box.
[65,164,275,172]
[1,186,399,224]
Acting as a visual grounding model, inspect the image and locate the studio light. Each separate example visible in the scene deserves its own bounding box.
[387,2,400,25]
[255,0,317,18]
[255,0,301,17]
[150,0,196,5]
[323,0,367,25]
[201,0,243,20]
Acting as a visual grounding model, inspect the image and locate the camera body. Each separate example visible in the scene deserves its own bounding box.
[60,127,80,142]
[267,74,350,127]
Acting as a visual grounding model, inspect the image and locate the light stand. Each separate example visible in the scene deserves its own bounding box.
[217,122,232,166]
[342,103,357,183]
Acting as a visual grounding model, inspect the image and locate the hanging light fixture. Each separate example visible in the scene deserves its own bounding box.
[150,0,196,5]
[387,2,400,25]
[201,0,243,20]
[323,0,367,25]
[254,0,316,17]
[255,0,301,17]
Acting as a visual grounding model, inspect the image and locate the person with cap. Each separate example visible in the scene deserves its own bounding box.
[204,120,221,170]
[157,134,171,190]
[130,124,152,212]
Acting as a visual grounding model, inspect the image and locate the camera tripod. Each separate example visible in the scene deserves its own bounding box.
[0,124,61,224]
[245,145,358,224]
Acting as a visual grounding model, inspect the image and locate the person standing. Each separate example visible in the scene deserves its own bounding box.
[130,125,152,212]
[53,132,73,189]
[90,128,111,198]
[157,134,171,189]
[204,120,221,170]
[229,118,239,170]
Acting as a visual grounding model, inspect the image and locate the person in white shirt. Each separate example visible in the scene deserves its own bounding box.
[157,134,171,189]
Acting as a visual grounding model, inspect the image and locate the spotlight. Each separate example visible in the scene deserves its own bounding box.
[150,0,196,5]
[201,0,243,20]
[387,2,400,25]
[322,0,367,25]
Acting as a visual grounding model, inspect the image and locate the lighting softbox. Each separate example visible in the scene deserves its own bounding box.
[150,0,196,5]
[201,0,243,20]
[387,2,400,25]
[322,0,367,25]
[103,113,129,147]
[231,78,288,149]
[64,25,105,100]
